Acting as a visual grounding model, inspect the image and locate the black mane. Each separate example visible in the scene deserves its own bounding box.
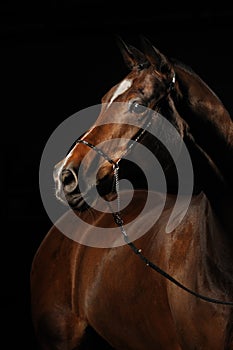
[170,56,197,76]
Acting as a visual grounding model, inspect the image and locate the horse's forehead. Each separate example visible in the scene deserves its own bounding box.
[106,71,157,107]
[107,78,133,107]
[138,74,158,98]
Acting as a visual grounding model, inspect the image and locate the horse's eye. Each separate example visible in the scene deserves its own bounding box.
[129,102,147,115]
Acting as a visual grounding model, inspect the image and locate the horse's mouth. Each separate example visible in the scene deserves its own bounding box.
[65,174,115,212]
[67,193,90,211]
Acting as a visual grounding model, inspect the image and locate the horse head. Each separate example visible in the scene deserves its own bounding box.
[53,37,192,212]
[53,37,190,211]
[54,37,233,215]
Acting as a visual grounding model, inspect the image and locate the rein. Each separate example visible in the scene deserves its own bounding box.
[75,75,233,306]
[75,138,233,306]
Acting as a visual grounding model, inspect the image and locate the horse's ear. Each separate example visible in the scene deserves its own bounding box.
[115,36,148,70]
[139,35,171,74]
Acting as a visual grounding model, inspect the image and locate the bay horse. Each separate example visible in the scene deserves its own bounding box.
[31,36,233,349]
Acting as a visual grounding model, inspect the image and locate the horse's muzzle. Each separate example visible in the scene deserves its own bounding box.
[54,162,115,211]
[61,168,78,194]
[53,162,80,207]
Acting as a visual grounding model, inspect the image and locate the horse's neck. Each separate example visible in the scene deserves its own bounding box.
[184,133,233,233]
[199,196,233,290]
[170,66,233,234]
[174,65,233,187]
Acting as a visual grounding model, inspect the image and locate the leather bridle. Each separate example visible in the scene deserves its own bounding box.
[75,74,233,306]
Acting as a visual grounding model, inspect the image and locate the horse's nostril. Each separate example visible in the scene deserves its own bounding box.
[62,169,72,185]
[61,168,78,193]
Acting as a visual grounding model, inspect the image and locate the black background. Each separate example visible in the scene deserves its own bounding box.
[2,2,233,348]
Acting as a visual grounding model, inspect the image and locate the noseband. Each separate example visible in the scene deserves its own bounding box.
[75,75,233,307]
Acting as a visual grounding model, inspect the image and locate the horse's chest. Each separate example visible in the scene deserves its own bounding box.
[80,250,231,350]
